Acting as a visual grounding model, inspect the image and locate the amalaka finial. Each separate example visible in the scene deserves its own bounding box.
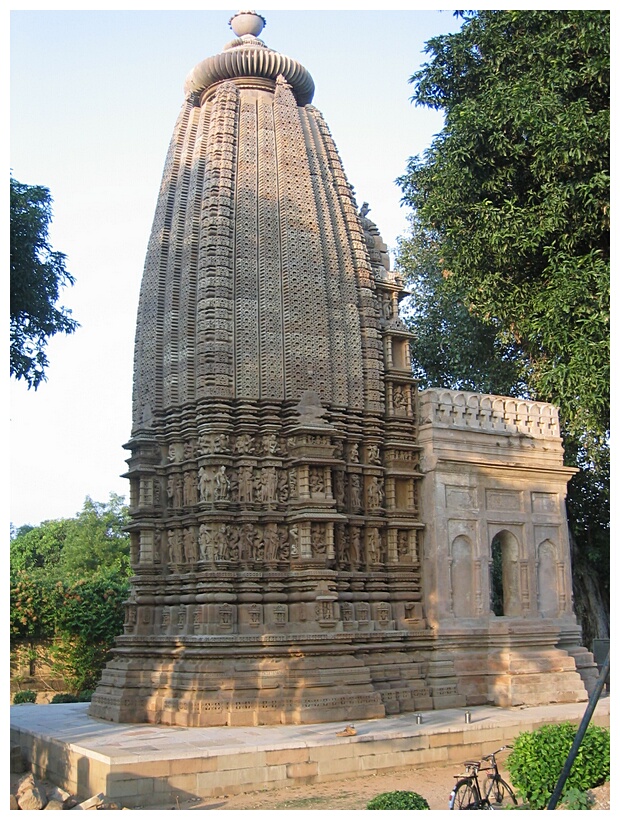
[229,10,266,38]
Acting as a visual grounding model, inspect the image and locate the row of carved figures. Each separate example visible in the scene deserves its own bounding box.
[159,466,388,511]
[166,433,384,463]
[135,522,419,568]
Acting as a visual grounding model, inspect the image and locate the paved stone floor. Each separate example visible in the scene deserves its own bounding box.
[10,695,610,809]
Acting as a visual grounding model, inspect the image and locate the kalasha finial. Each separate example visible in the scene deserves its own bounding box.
[229,10,266,38]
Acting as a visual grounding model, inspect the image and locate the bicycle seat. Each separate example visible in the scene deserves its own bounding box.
[464,760,480,768]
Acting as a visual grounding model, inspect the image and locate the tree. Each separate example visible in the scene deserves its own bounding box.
[398,214,527,397]
[10,175,79,388]
[396,10,609,645]
[10,494,131,693]
[10,494,130,579]
[398,10,609,467]
[9,518,69,574]
[60,494,130,576]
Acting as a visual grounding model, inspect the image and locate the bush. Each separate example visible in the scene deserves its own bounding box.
[11,568,130,693]
[78,689,94,702]
[560,787,595,810]
[13,689,37,704]
[51,693,79,703]
[506,721,610,809]
[367,791,430,810]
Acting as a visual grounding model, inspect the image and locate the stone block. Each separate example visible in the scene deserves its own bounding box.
[286,761,318,779]
[357,750,410,771]
[216,751,266,772]
[308,743,360,763]
[104,777,155,799]
[153,773,198,793]
[197,764,287,794]
[169,756,217,775]
[43,798,65,810]
[316,755,360,777]
[10,742,25,773]
[429,730,465,749]
[266,748,309,766]
[110,759,172,779]
[353,736,429,756]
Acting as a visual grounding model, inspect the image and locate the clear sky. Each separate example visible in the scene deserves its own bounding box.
[10,3,464,528]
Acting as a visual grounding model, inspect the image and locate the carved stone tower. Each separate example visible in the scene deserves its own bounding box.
[89,11,430,726]
[90,11,595,727]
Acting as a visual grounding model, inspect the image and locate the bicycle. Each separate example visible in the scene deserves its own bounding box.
[448,745,518,809]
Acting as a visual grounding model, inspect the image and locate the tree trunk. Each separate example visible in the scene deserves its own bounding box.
[570,530,609,650]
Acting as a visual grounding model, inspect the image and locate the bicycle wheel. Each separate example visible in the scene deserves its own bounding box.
[485,776,517,808]
[449,779,479,809]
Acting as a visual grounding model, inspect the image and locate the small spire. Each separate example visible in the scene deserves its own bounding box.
[229,10,266,38]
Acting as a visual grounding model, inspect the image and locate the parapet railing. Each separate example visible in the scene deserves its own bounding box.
[418,389,560,438]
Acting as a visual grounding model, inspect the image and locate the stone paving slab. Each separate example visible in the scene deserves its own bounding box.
[10,697,610,808]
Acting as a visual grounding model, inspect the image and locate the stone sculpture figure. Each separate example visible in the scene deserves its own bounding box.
[239,465,254,504]
[198,524,212,562]
[349,474,362,510]
[263,523,280,562]
[367,476,384,510]
[259,466,277,504]
[198,466,211,502]
[90,10,592,729]
[214,465,230,501]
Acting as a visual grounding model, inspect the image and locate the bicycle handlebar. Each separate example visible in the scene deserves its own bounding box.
[481,745,513,762]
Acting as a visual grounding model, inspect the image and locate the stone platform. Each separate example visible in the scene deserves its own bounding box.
[10,697,610,809]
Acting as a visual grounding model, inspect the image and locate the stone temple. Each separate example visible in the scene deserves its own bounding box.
[89,11,597,727]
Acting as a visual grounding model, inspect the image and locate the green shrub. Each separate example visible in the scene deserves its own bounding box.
[78,689,94,702]
[51,693,79,704]
[367,791,430,810]
[13,689,37,704]
[506,722,610,809]
[560,787,594,810]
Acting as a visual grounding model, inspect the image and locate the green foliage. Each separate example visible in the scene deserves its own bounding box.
[10,175,79,389]
[397,215,527,396]
[10,494,131,581]
[46,570,129,692]
[10,569,62,641]
[366,791,430,810]
[59,494,130,577]
[398,10,609,461]
[51,693,80,704]
[505,722,610,809]
[560,788,594,810]
[10,495,131,691]
[10,518,70,574]
[13,689,37,704]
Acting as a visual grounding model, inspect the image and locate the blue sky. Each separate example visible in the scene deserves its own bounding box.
[10,4,465,527]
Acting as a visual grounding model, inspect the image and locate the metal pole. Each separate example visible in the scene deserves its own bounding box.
[547,651,610,810]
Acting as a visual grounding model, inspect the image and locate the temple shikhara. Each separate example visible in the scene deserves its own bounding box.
[89,11,597,727]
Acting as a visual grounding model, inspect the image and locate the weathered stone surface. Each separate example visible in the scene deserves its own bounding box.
[88,10,593,728]
[44,798,65,809]
[10,742,25,774]
[16,773,48,810]
[70,792,105,810]
[45,784,72,806]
